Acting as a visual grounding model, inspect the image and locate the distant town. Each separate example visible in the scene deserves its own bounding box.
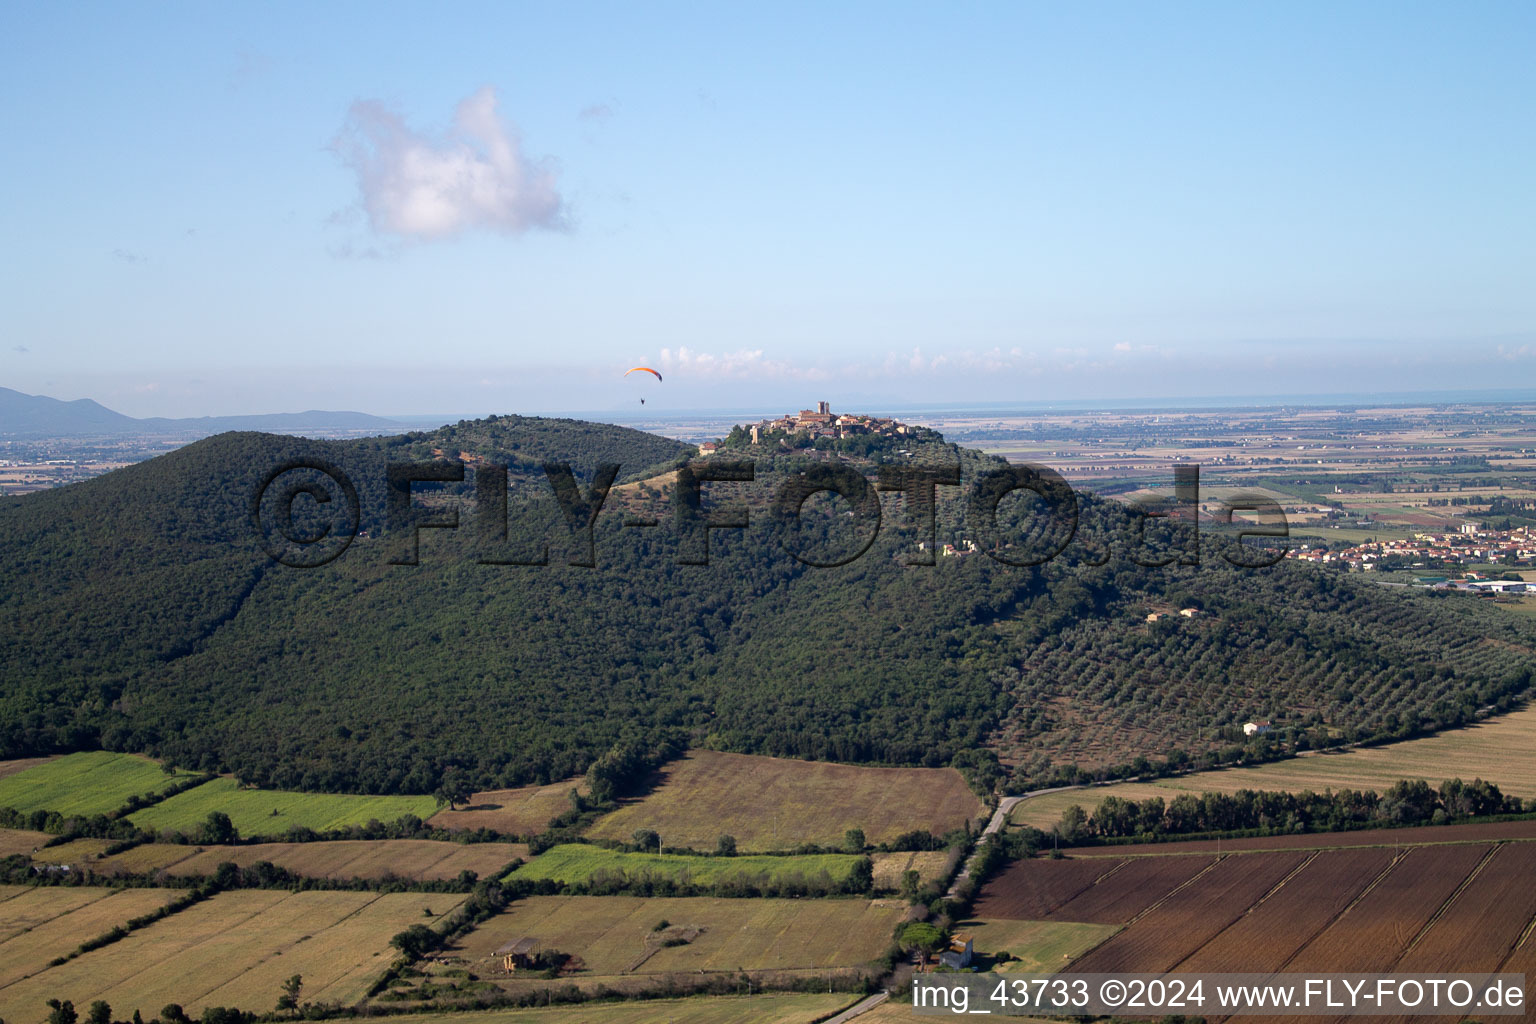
[1289,521,1535,579]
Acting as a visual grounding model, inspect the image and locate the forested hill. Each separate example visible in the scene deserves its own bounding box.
[1,415,1532,796]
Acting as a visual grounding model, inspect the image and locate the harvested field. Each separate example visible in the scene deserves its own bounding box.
[1252,844,1490,973]
[853,1004,1057,1024]
[389,992,858,1024]
[1066,852,1310,973]
[30,838,114,864]
[512,844,864,890]
[127,777,438,838]
[971,857,1126,920]
[0,829,49,857]
[1046,855,1216,924]
[0,887,127,943]
[1173,846,1397,972]
[425,779,582,836]
[957,918,1120,974]
[95,844,199,873]
[1069,816,1536,856]
[871,850,953,890]
[0,889,465,1023]
[156,839,526,881]
[448,894,901,979]
[585,749,984,852]
[0,752,201,818]
[1011,706,1536,830]
[0,888,183,990]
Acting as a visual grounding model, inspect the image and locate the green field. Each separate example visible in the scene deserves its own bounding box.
[126,777,438,838]
[0,752,201,817]
[390,993,857,1024]
[510,844,866,890]
[959,919,1120,973]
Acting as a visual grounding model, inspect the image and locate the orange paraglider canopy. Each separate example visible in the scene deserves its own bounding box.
[624,366,663,382]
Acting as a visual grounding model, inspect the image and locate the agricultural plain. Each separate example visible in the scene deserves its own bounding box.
[1067,816,1536,856]
[970,840,1536,983]
[0,889,465,1023]
[387,992,858,1024]
[957,919,1121,974]
[1045,856,1216,925]
[970,857,1127,921]
[29,837,114,864]
[425,779,583,836]
[870,850,953,890]
[510,844,864,890]
[0,887,185,991]
[1010,704,1536,830]
[448,894,901,979]
[0,752,200,817]
[585,750,984,852]
[1064,851,1310,972]
[126,777,439,837]
[0,828,48,856]
[154,839,526,881]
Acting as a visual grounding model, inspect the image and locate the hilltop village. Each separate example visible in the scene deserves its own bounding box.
[705,401,925,455]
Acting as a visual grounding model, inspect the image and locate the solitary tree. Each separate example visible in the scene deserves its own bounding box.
[199,811,237,844]
[390,924,442,960]
[276,974,303,1012]
[843,827,866,853]
[715,833,737,857]
[86,1003,110,1024]
[897,921,945,960]
[632,828,660,852]
[45,1000,77,1024]
[434,771,473,811]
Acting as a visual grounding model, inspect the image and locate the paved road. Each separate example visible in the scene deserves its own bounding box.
[945,786,1079,898]
[822,991,888,1023]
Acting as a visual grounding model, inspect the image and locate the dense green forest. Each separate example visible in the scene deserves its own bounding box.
[1,414,1532,795]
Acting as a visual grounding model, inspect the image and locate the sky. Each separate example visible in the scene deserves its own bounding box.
[2,2,1534,419]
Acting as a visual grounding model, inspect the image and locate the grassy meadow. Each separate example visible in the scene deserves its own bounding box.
[0,752,201,817]
[126,777,439,837]
[510,844,865,890]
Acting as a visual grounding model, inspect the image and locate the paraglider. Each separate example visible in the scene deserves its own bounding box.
[624,366,662,403]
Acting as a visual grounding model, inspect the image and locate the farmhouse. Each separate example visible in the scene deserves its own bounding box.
[939,933,974,969]
[496,936,540,971]
[1242,721,1272,737]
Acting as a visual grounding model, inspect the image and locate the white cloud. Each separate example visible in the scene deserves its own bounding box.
[332,86,564,240]
[657,347,829,380]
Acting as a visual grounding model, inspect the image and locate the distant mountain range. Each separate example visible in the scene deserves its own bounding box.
[0,387,411,438]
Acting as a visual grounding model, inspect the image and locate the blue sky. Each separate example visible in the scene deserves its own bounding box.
[2,2,1533,417]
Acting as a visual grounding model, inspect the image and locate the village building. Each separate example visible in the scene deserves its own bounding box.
[496,937,540,971]
[939,933,974,969]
